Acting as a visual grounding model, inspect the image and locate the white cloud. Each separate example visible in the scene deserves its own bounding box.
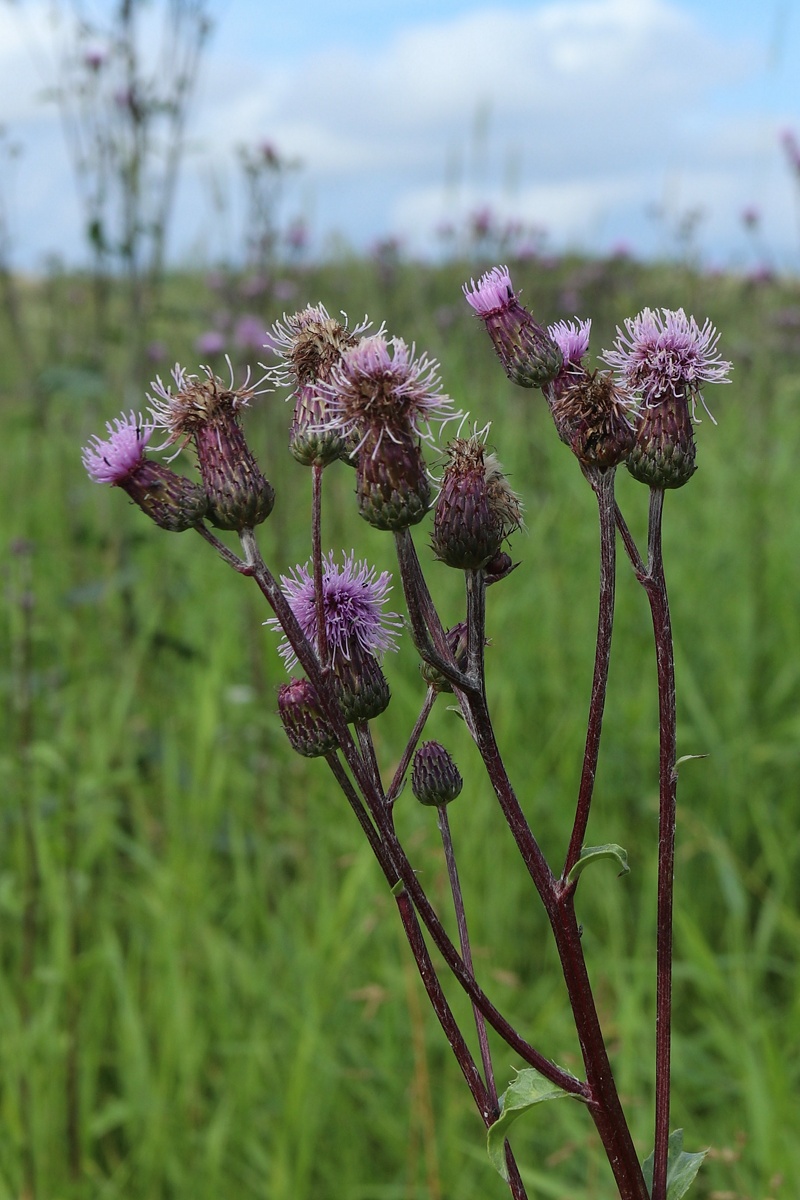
[0,0,793,265]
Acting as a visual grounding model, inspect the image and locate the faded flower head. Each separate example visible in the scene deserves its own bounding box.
[463,265,562,388]
[81,411,207,531]
[547,371,637,472]
[268,303,372,388]
[269,552,402,670]
[432,434,523,570]
[82,411,153,483]
[602,307,732,415]
[148,359,266,449]
[320,334,457,448]
[148,359,274,530]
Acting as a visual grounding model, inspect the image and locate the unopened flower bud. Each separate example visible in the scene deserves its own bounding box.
[432,436,522,569]
[412,741,463,807]
[332,643,391,723]
[464,265,562,388]
[278,678,338,757]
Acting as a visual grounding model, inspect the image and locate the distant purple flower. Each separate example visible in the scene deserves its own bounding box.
[548,318,592,368]
[741,205,761,229]
[320,335,457,447]
[82,411,153,484]
[83,47,107,72]
[602,307,732,414]
[273,278,298,303]
[195,330,226,356]
[268,552,402,669]
[234,315,266,351]
[146,340,167,362]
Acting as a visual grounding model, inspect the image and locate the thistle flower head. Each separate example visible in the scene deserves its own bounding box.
[463,264,516,317]
[82,411,153,483]
[463,265,562,388]
[412,741,463,807]
[267,303,373,388]
[319,334,458,448]
[269,552,402,670]
[602,307,732,416]
[547,318,592,371]
[148,359,268,452]
[81,410,207,531]
[432,434,523,570]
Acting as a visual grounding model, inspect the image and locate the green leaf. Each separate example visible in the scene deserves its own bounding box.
[487,1068,586,1181]
[642,1129,707,1199]
[566,843,629,886]
[675,753,709,772]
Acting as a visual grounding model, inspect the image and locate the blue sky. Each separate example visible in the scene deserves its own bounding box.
[2,0,800,270]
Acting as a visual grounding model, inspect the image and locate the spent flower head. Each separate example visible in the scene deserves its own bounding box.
[602,307,731,417]
[269,552,402,670]
[267,303,373,388]
[147,358,274,530]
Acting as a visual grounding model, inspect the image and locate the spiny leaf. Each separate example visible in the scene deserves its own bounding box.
[487,1068,586,1181]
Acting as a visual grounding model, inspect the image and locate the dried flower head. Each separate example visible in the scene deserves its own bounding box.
[268,303,373,388]
[148,360,274,530]
[81,411,208,531]
[268,552,402,671]
[432,435,523,570]
[463,265,562,388]
[547,371,637,472]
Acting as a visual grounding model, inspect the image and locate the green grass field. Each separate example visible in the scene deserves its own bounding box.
[1,256,798,1199]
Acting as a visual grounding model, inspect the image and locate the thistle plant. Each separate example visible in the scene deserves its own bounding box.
[83,265,731,1200]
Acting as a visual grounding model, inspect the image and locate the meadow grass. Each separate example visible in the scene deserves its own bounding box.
[1,256,798,1198]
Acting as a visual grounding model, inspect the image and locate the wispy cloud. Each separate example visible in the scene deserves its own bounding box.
[0,0,792,265]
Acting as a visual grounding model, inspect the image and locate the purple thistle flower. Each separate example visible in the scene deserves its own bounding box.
[463,264,514,317]
[319,334,458,449]
[547,318,592,369]
[602,307,732,417]
[463,265,562,388]
[82,411,153,484]
[269,552,402,670]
